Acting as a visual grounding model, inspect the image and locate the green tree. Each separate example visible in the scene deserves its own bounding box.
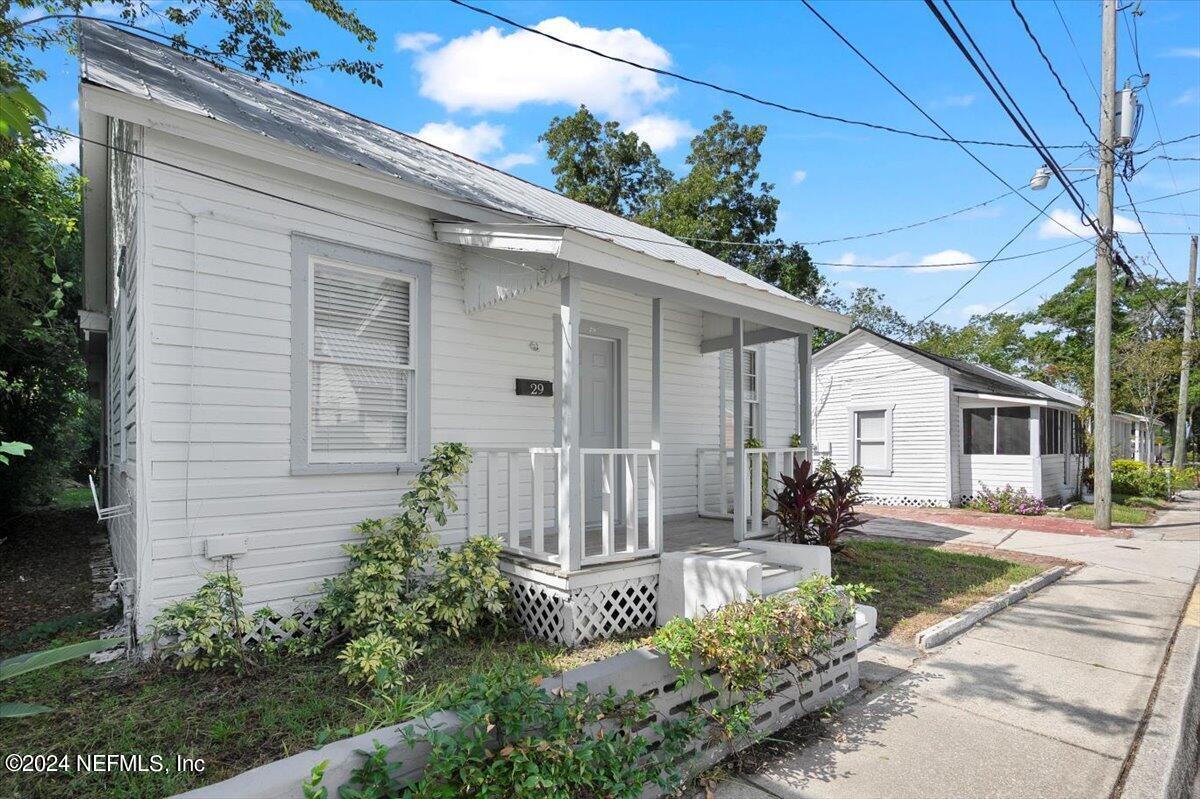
[918,313,1031,374]
[1115,336,1181,449]
[0,136,92,510]
[541,108,827,301]
[2,0,381,141]
[539,106,672,218]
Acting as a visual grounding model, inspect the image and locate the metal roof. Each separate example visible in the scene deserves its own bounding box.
[78,20,843,323]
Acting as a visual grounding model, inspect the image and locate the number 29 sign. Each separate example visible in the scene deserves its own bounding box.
[515,378,553,397]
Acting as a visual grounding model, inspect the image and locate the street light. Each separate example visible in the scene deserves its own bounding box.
[1029,165,1100,191]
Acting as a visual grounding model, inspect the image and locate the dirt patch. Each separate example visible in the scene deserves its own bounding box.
[0,508,99,636]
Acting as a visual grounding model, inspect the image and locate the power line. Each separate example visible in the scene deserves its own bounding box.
[919,186,1069,321]
[43,125,1094,281]
[1010,0,1098,141]
[1118,174,1177,280]
[799,0,1091,244]
[1117,187,1200,207]
[926,0,1103,242]
[1131,209,1200,219]
[446,0,1090,152]
[985,248,1094,315]
[1051,0,1100,99]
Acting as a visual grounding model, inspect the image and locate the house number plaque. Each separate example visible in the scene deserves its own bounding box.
[515,378,553,397]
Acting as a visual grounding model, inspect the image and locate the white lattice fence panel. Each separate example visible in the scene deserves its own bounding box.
[863,495,950,508]
[509,580,568,644]
[571,577,658,644]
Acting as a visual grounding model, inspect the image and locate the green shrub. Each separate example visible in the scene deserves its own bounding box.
[652,576,852,696]
[1111,459,1182,499]
[332,675,698,799]
[153,571,262,672]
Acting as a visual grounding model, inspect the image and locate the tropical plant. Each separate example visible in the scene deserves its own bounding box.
[767,456,826,544]
[815,470,863,553]
[1,636,122,718]
[153,570,262,672]
[0,439,31,464]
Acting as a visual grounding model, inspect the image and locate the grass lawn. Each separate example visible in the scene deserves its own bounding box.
[833,539,1046,643]
[1056,501,1152,525]
[0,625,638,799]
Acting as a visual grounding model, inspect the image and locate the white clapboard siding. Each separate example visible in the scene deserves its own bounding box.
[813,336,949,504]
[134,128,721,618]
[950,394,1037,499]
[764,339,799,447]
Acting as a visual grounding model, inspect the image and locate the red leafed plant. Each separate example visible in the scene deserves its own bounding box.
[814,470,863,553]
[766,456,827,546]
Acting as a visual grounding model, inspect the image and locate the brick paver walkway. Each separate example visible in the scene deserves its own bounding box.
[861,504,1135,538]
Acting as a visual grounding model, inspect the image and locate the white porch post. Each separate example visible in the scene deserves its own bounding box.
[732,318,747,541]
[558,276,583,571]
[797,331,812,454]
[1031,408,1043,498]
[650,298,664,551]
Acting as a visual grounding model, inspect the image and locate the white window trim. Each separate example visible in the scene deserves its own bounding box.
[847,403,894,477]
[962,403,1033,457]
[290,235,431,475]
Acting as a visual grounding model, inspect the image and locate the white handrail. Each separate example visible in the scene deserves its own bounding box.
[467,447,559,564]
[696,446,809,528]
[88,474,132,521]
[579,448,662,567]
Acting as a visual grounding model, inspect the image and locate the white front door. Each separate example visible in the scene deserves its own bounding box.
[581,335,618,527]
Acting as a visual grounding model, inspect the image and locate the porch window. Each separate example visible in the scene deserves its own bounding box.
[964,406,1031,455]
[721,348,761,445]
[1040,408,1068,455]
[291,236,430,474]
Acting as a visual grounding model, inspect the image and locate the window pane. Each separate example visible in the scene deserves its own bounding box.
[964,408,994,454]
[311,362,409,457]
[745,402,759,441]
[313,262,410,367]
[997,406,1031,455]
[857,441,887,469]
[856,410,886,441]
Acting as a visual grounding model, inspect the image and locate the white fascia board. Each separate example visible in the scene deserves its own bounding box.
[955,391,1078,410]
[812,329,870,365]
[558,229,851,334]
[432,222,565,255]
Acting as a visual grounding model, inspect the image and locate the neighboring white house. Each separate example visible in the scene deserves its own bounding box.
[812,328,1086,507]
[75,22,850,646]
[1113,412,1166,463]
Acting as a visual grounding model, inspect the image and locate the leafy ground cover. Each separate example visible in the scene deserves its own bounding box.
[0,625,638,799]
[833,539,1047,642]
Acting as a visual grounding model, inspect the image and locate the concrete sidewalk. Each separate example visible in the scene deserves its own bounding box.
[714,492,1200,799]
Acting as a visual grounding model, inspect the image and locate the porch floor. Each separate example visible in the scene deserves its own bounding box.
[514,513,752,561]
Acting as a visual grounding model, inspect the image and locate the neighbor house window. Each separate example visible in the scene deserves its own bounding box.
[291,236,430,473]
[851,408,891,474]
[964,406,1031,455]
[1040,408,1073,455]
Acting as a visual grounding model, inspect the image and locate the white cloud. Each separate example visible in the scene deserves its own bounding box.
[1037,207,1142,239]
[626,114,694,150]
[412,121,505,161]
[961,303,990,318]
[791,169,808,184]
[917,249,977,272]
[414,17,673,117]
[395,32,442,53]
[1163,47,1200,58]
[931,93,975,109]
[50,137,78,167]
[495,152,537,170]
[1172,88,1199,106]
[830,251,911,272]
[411,121,537,171]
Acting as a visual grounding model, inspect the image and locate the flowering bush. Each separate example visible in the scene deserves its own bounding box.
[966,484,1047,516]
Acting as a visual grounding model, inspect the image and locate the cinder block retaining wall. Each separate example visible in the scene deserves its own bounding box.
[175,624,858,799]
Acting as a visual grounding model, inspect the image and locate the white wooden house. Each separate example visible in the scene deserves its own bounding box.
[75,22,852,646]
[812,329,1086,507]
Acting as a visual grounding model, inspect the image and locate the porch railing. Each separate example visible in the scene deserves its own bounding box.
[696,446,808,535]
[580,448,662,567]
[466,445,662,569]
[466,447,560,563]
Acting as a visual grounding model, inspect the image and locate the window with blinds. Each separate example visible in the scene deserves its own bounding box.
[309,259,414,463]
[720,348,760,445]
[853,409,888,471]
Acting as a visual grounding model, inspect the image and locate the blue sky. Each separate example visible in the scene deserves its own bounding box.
[29,0,1200,321]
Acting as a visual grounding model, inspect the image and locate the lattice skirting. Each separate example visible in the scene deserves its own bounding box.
[508,575,659,646]
[863,495,950,508]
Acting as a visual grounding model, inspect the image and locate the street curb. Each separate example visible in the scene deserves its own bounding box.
[1119,586,1200,799]
[915,566,1070,651]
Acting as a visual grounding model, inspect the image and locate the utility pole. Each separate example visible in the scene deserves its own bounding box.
[1093,0,1118,530]
[1174,235,1198,468]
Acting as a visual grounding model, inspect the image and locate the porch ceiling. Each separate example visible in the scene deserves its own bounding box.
[433,221,850,335]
